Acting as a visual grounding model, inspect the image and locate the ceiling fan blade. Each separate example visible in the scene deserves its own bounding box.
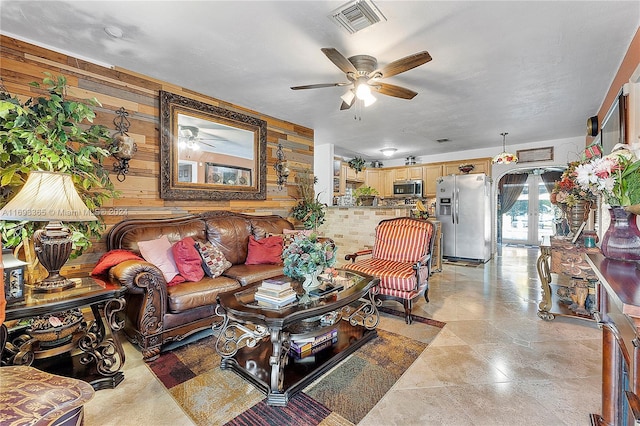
[375,51,432,79]
[373,83,418,99]
[321,47,358,74]
[290,82,350,90]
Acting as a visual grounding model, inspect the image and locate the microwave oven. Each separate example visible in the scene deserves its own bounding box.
[393,180,423,197]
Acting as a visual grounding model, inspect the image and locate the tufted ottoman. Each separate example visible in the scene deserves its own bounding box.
[0,366,95,426]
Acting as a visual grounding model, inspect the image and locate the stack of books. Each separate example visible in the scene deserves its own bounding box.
[254,278,297,307]
[290,327,338,359]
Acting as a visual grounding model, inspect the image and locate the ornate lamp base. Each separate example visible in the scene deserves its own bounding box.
[31,221,76,293]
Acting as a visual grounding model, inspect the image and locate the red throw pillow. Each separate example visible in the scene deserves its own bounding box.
[91,249,144,276]
[171,237,205,282]
[245,235,284,265]
[167,274,186,287]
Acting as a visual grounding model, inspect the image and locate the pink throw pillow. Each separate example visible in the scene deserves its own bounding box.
[245,235,284,265]
[137,235,180,283]
[171,237,205,282]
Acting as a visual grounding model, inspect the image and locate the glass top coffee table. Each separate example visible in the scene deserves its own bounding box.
[214,269,380,406]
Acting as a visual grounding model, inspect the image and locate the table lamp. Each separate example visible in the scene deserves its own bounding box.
[0,171,97,292]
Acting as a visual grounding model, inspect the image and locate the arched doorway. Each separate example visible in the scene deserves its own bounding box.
[497,168,563,245]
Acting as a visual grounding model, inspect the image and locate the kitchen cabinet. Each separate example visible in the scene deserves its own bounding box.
[443,158,492,176]
[393,166,423,181]
[346,165,365,182]
[333,160,345,196]
[365,169,383,195]
[423,164,443,196]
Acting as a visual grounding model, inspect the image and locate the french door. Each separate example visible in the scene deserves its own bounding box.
[500,174,554,245]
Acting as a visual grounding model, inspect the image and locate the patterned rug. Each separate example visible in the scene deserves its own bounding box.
[147,307,445,426]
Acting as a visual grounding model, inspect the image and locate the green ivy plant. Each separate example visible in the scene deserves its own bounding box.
[348,157,366,173]
[0,73,119,257]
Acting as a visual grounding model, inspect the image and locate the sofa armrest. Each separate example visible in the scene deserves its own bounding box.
[344,249,372,262]
[109,260,167,345]
[109,260,166,295]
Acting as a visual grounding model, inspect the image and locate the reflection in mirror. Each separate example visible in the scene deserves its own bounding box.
[160,91,267,200]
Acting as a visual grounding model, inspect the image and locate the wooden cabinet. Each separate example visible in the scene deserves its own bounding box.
[423,164,443,196]
[381,169,393,197]
[333,160,345,196]
[427,219,442,273]
[443,158,492,177]
[393,166,423,181]
[365,169,383,195]
[346,165,364,182]
[585,253,640,426]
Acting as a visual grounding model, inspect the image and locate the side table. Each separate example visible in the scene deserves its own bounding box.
[2,276,127,390]
[537,236,600,321]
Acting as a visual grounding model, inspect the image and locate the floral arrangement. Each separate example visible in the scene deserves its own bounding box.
[551,161,596,208]
[282,234,336,280]
[574,148,640,207]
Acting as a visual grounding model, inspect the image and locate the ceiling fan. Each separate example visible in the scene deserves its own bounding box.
[291,47,432,110]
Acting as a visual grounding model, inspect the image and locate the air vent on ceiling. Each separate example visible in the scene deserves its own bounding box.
[329,0,387,34]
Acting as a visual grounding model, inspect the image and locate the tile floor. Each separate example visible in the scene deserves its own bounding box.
[85,245,601,425]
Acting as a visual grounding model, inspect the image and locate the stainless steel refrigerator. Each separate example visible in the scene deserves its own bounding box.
[436,173,492,262]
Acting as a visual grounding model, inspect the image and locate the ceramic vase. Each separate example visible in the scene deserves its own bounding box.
[568,200,590,235]
[298,268,322,304]
[600,207,640,262]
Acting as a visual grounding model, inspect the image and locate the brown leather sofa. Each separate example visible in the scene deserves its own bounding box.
[105,211,294,361]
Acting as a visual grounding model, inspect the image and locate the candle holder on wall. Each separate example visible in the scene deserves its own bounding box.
[273,143,289,190]
[111,107,137,182]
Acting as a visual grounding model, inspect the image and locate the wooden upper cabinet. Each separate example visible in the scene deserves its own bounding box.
[365,169,383,194]
[345,165,365,182]
[393,166,423,181]
[423,164,443,196]
[443,158,492,177]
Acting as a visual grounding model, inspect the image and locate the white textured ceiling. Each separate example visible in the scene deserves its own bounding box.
[1,1,638,162]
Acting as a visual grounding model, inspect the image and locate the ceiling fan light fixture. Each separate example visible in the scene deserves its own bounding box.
[341,90,355,104]
[380,147,397,157]
[363,92,376,107]
[355,81,371,100]
[492,132,518,164]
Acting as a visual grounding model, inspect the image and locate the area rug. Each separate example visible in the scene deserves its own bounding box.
[147,308,445,426]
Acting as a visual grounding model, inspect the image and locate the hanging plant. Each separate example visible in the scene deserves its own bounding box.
[348,157,366,173]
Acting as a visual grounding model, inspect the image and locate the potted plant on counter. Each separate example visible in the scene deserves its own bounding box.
[353,186,379,206]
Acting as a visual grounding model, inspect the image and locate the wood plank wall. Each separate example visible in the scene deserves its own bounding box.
[0,35,314,276]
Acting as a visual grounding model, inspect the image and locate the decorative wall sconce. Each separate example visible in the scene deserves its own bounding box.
[112,107,137,182]
[273,143,289,190]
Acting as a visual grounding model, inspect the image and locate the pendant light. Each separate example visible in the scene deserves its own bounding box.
[492,132,518,164]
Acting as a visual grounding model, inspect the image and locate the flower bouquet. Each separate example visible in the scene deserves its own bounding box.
[551,161,596,208]
[574,148,640,208]
[574,147,640,261]
[282,234,336,301]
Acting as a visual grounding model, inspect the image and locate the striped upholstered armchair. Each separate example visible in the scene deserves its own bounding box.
[343,217,435,324]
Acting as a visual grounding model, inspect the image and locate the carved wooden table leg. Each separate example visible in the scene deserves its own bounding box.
[537,244,554,321]
[77,297,126,390]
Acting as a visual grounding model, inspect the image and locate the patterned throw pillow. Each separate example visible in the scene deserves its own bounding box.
[194,241,232,278]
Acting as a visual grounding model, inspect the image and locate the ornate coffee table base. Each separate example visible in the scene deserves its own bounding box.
[214,291,380,406]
